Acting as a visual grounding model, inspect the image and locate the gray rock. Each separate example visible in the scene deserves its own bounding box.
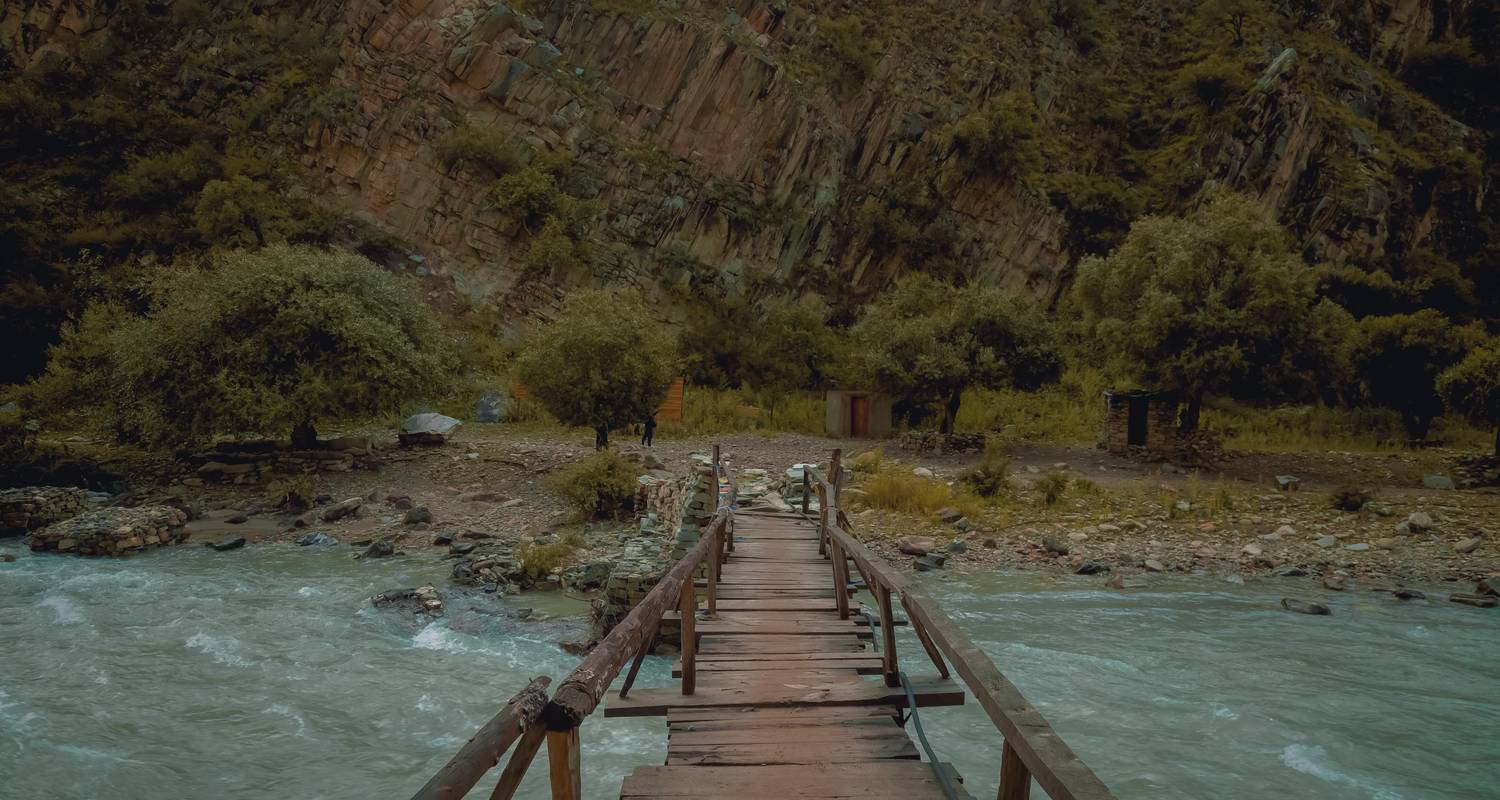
[1422,474,1454,490]
[225,512,248,525]
[1315,536,1338,548]
[911,467,935,478]
[1368,504,1394,517]
[1450,593,1498,609]
[1274,475,1301,491]
[1241,543,1263,557]
[1076,562,1108,575]
[982,538,998,548]
[947,539,967,553]
[1043,536,1070,556]
[1281,598,1330,616]
[1271,565,1308,578]
[296,532,337,547]
[898,536,936,556]
[322,497,363,522]
[1323,576,1346,591]
[0,553,17,563]
[1105,574,1148,590]
[404,506,433,525]
[1143,559,1166,573]
[1407,512,1434,532]
[935,506,962,524]
[206,536,246,552]
[1454,536,1483,554]
[432,532,454,546]
[1477,576,1500,597]
[1393,588,1426,600]
[1344,543,1371,552]
[913,554,947,571]
[359,540,395,559]
[449,542,478,556]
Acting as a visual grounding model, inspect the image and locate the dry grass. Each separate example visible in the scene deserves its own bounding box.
[854,468,982,518]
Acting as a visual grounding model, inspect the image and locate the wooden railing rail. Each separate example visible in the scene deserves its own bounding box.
[415,449,737,800]
[806,460,1118,800]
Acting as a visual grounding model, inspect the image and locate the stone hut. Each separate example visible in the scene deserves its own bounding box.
[1102,391,1181,459]
[824,390,892,439]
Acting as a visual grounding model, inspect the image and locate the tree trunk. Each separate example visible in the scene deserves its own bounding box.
[594,426,608,450]
[291,420,317,449]
[1179,392,1203,436]
[939,391,962,435]
[1493,425,1498,458]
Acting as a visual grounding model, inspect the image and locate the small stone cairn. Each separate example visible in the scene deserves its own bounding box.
[1,486,88,538]
[29,506,189,556]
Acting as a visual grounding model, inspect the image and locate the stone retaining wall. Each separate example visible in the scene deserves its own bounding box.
[1,486,88,538]
[30,506,190,556]
[183,438,388,486]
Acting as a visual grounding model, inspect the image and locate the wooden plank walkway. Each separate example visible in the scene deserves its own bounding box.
[606,510,973,799]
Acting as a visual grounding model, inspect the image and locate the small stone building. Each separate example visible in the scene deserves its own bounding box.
[824,390,892,439]
[1102,391,1181,458]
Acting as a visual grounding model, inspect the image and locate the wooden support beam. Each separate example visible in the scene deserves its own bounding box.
[488,725,544,800]
[877,584,899,687]
[546,727,580,800]
[831,536,850,620]
[999,740,1031,800]
[706,526,719,618]
[410,676,551,800]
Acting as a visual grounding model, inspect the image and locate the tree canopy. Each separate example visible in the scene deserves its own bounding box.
[1068,190,1351,431]
[1438,340,1500,456]
[517,289,678,448]
[845,274,1060,432]
[31,244,455,445]
[1350,310,1485,442]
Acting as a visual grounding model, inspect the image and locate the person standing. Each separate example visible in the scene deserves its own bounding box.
[642,415,657,447]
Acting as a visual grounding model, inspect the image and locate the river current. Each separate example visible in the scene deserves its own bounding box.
[1,541,1495,799]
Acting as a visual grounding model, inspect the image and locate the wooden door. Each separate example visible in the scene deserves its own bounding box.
[850,395,870,438]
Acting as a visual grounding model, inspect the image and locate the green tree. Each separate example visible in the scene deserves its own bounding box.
[1438,341,1500,457]
[32,245,456,446]
[517,289,678,449]
[847,274,1060,433]
[193,176,288,247]
[746,295,844,423]
[940,90,1044,190]
[1353,310,1485,443]
[1069,191,1349,432]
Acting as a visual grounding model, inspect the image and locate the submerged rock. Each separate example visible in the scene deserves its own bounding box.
[1076,562,1108,575]
[1281,598,1330,616]
[1449,593,1498,609]
[360,539,396,559]
[296,531,337,547]
[207,536,246,552]
[372,585,443,615]
[1392,588,1426,601]
[913,553,946,571]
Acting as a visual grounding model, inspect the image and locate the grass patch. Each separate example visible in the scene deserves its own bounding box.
[855,468,981,519]
[661,387,823,437]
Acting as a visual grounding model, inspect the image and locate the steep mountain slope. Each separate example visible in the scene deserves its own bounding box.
[2,0,1495,383]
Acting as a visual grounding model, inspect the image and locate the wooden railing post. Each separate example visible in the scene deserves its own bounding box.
[829,448,842,506]
[546,727,580,800]
[877,583,899,687]
[679,579,697,695]
[998,740,1032,800]
[815,483,829,557]
[830,534,849,620]
[705,525,719,618]
[801,469,810,514]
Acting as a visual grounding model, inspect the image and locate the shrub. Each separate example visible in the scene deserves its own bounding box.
[519,540,576,581]
[940,91,1044,189]
[435,122,523,177]
[1174,55,1249,111]
[850,448,884,473]
[1330,486,1371,512]
[1035,470,1070,506]
[959,457,1009,498]
[549,450,641,519]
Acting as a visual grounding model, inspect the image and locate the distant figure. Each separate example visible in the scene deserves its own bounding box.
[642,415,657,447]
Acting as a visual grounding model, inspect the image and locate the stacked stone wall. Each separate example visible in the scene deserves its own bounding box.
[182,438,387,486]
[1,487,88,538]
[29,506,189,556]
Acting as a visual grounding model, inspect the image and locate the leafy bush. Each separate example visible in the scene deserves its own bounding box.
[959,458,1010,498]
[549,450,641,518]
[519,540,576,580]
[940,91,1044,189]
[1035,470,1070,506]
[1174,55,1249,111]
[436,122,523,177]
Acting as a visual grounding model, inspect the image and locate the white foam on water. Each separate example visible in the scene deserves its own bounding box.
[264,703,308,737]
[1211,706,1238,720]
[296,586,322,597]
[411,624,467,653]
[38,594,84,625]
[415,694,440,713]
[185,632,250,667]
[1279,744,1406,800]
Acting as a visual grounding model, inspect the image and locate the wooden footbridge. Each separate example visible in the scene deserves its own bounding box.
[413,449,1117,800]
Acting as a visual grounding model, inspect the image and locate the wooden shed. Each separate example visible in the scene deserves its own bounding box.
[1102,390,1181,458]
[824,390,892,439]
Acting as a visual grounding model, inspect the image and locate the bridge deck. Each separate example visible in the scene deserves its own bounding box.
[606,510,972,799]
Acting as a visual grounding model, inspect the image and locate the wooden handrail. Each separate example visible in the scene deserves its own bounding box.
[805,464,1118,800]
[409,676,551,800]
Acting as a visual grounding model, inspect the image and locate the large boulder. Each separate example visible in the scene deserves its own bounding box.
[399,413,461,446]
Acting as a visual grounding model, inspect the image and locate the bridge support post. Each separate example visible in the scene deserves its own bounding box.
[877,584,899,687]
[546,727,580,800]
[998,740,1031,800]
[679,579,697,695]
[829,448,842,505]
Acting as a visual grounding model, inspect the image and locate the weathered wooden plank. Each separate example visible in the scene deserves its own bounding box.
[665,705,899,724]
[619,763,973,799]
[666,737,919,765]
[604,676,966,717]
[699,635,867,654]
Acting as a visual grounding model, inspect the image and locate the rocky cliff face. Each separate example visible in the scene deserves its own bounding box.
[3,0,1489,322]
[304,0,1072,314]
